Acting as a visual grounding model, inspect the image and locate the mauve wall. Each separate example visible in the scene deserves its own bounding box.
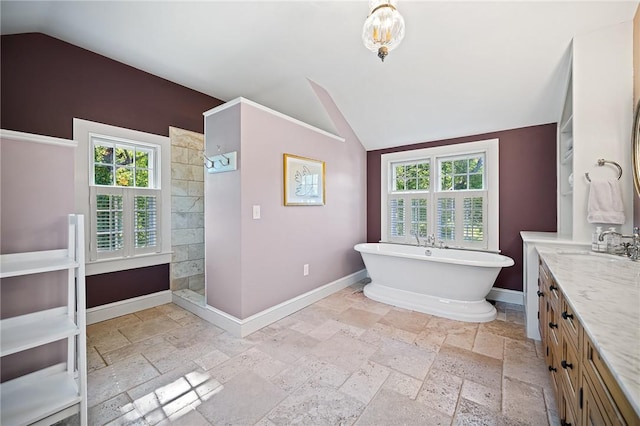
[205,98,367,319]
[0,137,72,381]
[1,33,224,306]
[367,124,558,292]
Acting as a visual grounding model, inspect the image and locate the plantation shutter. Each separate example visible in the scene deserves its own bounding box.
[463,195,486,244]
[436,196,456,242]
[435,192,487,248]
[90,186,125,260]
[389,196,406,239]
[133,188,161,255]
[388,194,429,243]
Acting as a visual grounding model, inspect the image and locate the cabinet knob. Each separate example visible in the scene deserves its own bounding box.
[561,311,573,320]
[549,284,558,291]
[561,360,573,370]
[537,290,544,297]
[548,365,557,372]
[549,322,558,329]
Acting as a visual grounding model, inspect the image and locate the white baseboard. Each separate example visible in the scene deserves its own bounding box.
[86,290,172,325]
[487,287,524,305]
[173,269,368,337]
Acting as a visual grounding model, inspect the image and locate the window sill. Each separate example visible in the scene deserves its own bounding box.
[86,252,172,276]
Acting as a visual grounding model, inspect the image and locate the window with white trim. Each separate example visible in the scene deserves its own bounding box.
[89,135,161,260]
[74,119,171,275]
[381,139,499,250]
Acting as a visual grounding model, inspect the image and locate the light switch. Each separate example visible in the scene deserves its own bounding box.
[252,205,261,219]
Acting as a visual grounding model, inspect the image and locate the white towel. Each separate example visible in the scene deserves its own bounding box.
[587,180,625,224]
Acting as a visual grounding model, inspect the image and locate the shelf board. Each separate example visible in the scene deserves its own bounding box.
[1,365,81,426]
[562,150,574,165]
[560,114,573,133]
[1,307,79,356]
[0,249,79,278]
[563,135,573,151]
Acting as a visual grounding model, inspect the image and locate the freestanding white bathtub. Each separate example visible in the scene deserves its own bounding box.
[354,243,514,322]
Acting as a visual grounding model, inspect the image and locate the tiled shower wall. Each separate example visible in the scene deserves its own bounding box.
[169,127,205,292]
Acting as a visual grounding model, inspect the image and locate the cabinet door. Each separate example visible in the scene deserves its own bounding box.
[559,381,578,426]
[560,330,580,411]
[583,334,637,425]
[582,375,615,426]
[547,341,560,398]
[546,299,562,400]
[538,297,547,343]
[538,264,548,342]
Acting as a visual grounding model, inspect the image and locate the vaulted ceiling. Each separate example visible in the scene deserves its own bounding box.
[1,1,637,150]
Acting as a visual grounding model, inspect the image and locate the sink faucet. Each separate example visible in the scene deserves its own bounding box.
[622,227,640,261]
[599,227,640,260]
[598,229,623,242]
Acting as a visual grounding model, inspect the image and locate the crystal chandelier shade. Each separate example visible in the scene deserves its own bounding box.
[362,0,405,62]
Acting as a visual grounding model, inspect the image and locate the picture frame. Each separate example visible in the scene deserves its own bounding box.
[283,153,326,206]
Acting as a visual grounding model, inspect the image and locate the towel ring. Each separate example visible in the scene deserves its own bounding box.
[584,159,622,182]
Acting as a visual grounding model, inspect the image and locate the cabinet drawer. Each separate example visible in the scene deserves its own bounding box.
[538,259,549,283]
[547,276,561,310]
[560,297,580,349]
[583,332,639,425]
[547,300,560,348]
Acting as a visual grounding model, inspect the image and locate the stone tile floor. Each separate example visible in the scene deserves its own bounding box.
[68,281,559,425]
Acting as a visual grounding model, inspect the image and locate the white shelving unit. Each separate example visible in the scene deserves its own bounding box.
[557,57,574,237]
[0,214,87,426]
[556,23,634,242]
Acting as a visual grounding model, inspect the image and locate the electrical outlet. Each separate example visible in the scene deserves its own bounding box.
[252,205,261,219]
[303,264,309,276]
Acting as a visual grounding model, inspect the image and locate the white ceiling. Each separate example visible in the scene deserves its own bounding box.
[1,1,637,150]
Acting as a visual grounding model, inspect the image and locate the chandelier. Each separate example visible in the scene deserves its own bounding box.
[362,0,406,62]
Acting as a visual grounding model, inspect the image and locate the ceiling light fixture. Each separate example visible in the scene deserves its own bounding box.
[362,0,406,62]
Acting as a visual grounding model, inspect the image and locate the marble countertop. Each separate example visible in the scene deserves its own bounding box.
[536,246,640,416]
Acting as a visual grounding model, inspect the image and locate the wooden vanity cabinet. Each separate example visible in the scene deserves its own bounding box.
[538,259,639,426]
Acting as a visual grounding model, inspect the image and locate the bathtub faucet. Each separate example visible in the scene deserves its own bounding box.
[410,230,420,246]
[426,234,436,247]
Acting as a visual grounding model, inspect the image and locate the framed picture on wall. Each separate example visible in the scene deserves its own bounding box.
[283,154,326,206]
